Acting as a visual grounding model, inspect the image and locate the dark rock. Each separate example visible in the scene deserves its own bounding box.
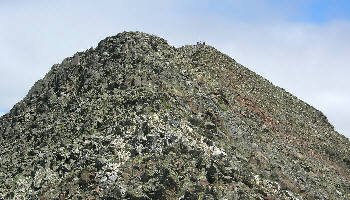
[0,31,349,199]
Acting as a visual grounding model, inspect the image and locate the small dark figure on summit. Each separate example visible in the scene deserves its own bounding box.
[0,31,349,199]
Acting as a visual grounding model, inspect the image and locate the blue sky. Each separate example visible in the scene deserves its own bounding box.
[0,0,349,139]
[298,0,350,22]
[171,0,350,23]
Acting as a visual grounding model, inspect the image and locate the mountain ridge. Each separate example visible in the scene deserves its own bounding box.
[0,31,349,199]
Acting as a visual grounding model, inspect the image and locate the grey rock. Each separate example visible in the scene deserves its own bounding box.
[0,31,349,199]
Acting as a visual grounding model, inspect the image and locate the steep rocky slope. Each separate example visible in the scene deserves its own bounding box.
[0,32,349,199]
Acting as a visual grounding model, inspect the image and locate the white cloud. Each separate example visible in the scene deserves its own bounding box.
[0,1,349,139]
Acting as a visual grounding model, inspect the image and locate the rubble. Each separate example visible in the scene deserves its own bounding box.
[0,31,349,199]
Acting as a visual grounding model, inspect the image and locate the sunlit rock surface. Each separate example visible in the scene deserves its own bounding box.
[1,32,349,199]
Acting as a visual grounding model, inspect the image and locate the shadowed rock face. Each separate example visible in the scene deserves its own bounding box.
[0,31,349,199]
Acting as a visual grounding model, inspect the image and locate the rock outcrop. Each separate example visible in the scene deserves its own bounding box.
[1,32,349,199]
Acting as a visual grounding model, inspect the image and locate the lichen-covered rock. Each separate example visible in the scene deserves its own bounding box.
[0,31,349,199]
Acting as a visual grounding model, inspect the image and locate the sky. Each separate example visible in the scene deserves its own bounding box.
[0,0,349,139]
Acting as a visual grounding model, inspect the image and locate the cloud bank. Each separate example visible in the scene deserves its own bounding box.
[0,1,349,138]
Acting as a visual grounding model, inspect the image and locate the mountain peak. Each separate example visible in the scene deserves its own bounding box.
[1,32,349,199]
[96,31,171,54]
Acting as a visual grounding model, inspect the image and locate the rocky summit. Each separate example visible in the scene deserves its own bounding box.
[1,31,349,199]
